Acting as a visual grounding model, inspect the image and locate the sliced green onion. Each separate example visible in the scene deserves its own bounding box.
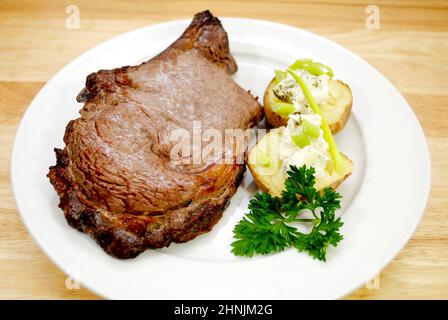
[287,69,344,173]
[291,132,311,148]
[271,102,295,117]
[313,62,334,77]
[274,70,288,84]
[258,151,270,166]
[289,59,312,70]
[302,119,320,139]
[289,59,334,77]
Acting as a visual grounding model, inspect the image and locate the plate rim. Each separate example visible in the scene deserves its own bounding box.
[10,16,431,299]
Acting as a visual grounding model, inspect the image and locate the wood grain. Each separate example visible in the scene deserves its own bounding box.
[0,0,447,299]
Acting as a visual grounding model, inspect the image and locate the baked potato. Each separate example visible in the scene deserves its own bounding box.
[264,78,352,134]
[247,127,353,197]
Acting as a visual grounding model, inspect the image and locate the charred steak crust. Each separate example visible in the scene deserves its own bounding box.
[48,10,263,259]
[48,148,246,259]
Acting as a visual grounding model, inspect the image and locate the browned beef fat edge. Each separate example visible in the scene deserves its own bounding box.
[48,10,263,259]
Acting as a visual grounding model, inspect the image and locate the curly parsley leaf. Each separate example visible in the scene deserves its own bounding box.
[231,193,296,256]
[231,165,344,261]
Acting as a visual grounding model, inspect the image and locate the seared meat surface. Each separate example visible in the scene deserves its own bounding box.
[48,11,263,259]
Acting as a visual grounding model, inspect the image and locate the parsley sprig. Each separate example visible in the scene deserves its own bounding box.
[231,165,343,261]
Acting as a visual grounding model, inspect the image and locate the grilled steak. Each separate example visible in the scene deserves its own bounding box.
[48,11,263,259]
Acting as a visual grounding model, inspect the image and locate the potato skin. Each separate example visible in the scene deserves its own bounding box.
[245,152,273,194]
[321,153,353,190]
[247,152,353,196]
[263,79,289,128]
[246,128,354,196]
[263,78,353,134]
[327,80,352,134]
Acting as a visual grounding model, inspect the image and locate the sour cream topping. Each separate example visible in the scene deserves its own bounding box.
[279,113,329,178]
[273,69,329,114]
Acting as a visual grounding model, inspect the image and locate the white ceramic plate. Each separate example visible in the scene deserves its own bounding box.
[11,18,430,299]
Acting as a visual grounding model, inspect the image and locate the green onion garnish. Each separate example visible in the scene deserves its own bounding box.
[287,69,344,173]
[274,70,288,83]
[271,102,295,117]
[289,59,334,77]
[291,131,311,148]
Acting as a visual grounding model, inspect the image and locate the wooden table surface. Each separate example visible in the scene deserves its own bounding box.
[0,0,447,299]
